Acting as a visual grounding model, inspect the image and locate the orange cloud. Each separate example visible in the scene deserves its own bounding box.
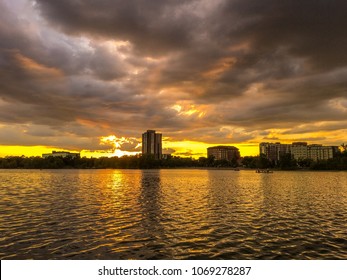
[76,118,111,130]
[14,52,64,78]
[202,57,236,80]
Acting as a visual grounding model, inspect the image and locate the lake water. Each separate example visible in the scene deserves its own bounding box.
[0,169,346,259]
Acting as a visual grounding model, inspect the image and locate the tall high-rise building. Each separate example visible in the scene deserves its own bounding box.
[142,130,162,159]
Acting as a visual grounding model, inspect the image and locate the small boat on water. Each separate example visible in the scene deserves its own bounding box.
[256,169,273,173]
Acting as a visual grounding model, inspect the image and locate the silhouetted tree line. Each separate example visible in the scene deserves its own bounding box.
[242,149,347,170]
[0,154,233,169]
[1,149,347,170]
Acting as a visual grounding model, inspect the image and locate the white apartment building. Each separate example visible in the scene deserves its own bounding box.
[260,142,338,162]
[308,145,335,161]
[291,142,308,160]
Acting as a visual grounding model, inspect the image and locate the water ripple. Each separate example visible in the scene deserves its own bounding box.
[0,169,346,259]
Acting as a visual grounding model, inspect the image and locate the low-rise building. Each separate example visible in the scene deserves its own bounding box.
[291,142,308,160]
[207,146,240,161]
[260,142,338,162]
[42,151,80,159]
[260,142,291,163]
[307,145,337,161]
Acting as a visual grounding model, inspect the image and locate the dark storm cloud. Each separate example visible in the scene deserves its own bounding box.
[283,121,347,135]
[89,45,127,80]
[0,123,114,151]
[1,0,347,151]
[36,0,347,69]
[36,0,199,55]
[224,0,347,71]
[169,126,256,144]
[52,0,346,113]
[0,46,143,129]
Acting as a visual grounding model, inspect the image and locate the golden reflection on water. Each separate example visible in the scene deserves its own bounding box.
[0,169,346,259]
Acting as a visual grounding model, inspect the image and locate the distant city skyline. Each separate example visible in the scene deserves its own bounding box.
[4,126,347,160]
[1,1,347,159]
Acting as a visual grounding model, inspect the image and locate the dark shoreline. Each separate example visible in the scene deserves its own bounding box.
[1,154,347,171]
[1,167,347,171]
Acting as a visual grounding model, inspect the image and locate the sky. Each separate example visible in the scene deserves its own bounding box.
[1,0,347,158]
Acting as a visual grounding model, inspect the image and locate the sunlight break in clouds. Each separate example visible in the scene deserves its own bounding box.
[100,135,141,157]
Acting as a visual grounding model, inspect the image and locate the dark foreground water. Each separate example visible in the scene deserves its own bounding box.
[0,169,346,259]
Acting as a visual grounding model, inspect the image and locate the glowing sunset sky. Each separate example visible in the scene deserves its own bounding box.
[1,0,347,158]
